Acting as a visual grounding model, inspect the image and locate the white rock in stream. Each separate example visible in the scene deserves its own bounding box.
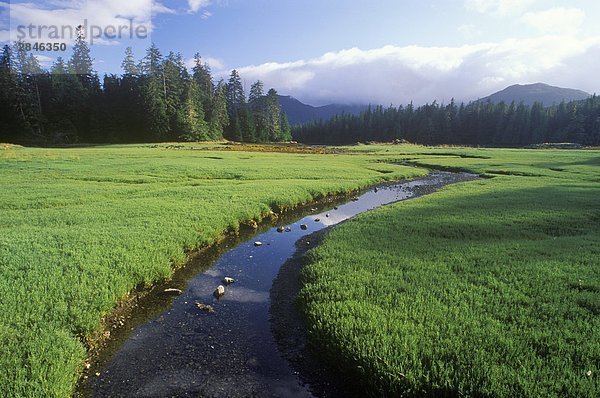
[214,285,225,298]
[223,277,235,285]
[254,241,263,247]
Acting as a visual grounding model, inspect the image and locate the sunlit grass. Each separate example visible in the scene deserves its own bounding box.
[299,146,599,397]
[2,143,598,397]
[0,143,425,397]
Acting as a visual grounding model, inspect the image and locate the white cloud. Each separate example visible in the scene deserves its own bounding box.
[185,56,225,71]
[233,36,600,106]
[152,2,176,15]
[521,7,585,35]
[188,0,210,14]
[465,0,537,16]
[2,0,173,45]
[34,54,54,68]
[204,56,224,70]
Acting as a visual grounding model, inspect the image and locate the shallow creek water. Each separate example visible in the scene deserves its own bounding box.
[84,172,477,397]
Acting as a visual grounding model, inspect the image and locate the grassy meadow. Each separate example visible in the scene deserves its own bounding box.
[0,143,425,397]
[0,143,598,397]
[299,146,599,397]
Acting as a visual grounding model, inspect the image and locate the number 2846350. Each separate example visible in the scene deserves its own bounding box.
[17,42,68,52]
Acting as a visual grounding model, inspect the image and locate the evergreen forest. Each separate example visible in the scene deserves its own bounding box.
[0,37,291,145]
[293,97,600,146]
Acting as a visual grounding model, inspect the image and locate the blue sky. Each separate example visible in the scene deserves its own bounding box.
[2,0,600,105]
[153,1,464,65]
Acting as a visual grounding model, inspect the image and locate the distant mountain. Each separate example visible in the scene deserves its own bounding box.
[479,83,590,106]
[278,95,368,125]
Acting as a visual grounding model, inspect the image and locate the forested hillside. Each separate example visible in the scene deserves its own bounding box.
[278,95,367,125]
[0,37,291,145]
[293,98,600,146]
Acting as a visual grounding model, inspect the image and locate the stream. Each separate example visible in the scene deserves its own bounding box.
[83,171,478,397]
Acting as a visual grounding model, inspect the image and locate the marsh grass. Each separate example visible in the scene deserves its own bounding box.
[0,143,424,397]
[2,143,598,397]
[299,146,599,397]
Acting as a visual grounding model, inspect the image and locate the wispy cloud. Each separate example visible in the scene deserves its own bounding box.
[185,55,225,71]
[521,7,585,35]
[464,0,538,16]
[34,54,55,68]
[187,0,211,14]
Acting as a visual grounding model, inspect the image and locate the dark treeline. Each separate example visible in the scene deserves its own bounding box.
[293,97,600,146]
[0,36,291,145]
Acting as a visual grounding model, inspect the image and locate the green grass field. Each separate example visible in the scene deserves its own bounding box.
[1,143,598,397]
[299,146,599,397]
[0,143,425,397]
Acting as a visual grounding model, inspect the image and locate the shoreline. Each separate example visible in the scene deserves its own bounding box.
[269,172,481,397]
[270,229,363,398]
